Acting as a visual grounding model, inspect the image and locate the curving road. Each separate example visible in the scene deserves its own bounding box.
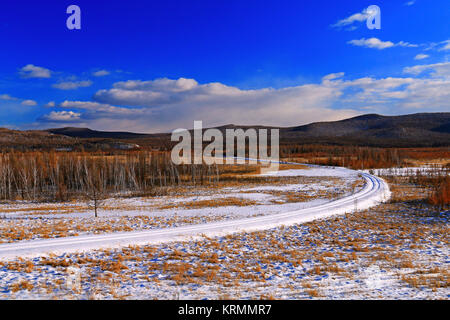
[0,170,390,260]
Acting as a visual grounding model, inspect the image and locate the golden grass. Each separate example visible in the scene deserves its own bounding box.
[2,172,447,299]
[0,205,88,215]
[158,197,260,210]
[278,163,310,171]
[0,214,234,243]
[10,280,34,292]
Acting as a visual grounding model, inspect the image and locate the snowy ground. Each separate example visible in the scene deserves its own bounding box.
[0,168,363,243]
[0,184,447,300]
[0,165,447,300]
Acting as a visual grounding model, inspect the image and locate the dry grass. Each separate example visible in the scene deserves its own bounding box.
[0,214,234,243]
[0,204,88,215]
[10,280,34,292]
[1,167,447,299]
[158,197,260,210]
[278,164,310,171]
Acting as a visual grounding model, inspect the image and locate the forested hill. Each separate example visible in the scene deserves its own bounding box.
[1,112,449,149]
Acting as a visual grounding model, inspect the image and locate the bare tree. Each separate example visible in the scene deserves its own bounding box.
[85,186,106,218]
[84,165,107,218]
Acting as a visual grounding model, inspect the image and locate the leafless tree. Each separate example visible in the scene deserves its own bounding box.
[85,186,106,218]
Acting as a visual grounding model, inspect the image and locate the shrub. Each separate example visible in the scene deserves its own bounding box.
[428,176,450,208]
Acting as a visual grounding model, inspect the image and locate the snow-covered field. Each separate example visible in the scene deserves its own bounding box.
[0,169,363,244]
[0,164,447,300]
[0,191,447,300]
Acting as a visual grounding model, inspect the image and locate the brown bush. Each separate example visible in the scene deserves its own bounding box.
[428,176,450,208]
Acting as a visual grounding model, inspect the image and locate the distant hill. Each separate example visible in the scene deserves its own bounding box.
[1,113,450,149]
[280,113,450,147]
[37,113,450,147]
[46,127,153,139]
[0,128,75,150]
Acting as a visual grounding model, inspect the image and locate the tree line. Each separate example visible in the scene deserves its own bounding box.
[0,151,221,202]
[280,144,408,169]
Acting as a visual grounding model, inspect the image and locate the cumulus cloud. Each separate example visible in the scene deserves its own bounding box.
[1,94,38,107]
[94,78,246,107]
[93,70,110,77]
[52,80,93,90]
[44,101,56,108]
[348,38,394,50]
[0,94,17,101]
[397,79,450,109]
[35,57,450,132]
[21,100,37,106]
[19,64,52,78]
[41,111,81,122]
[38,77,359,131]
[348,38,418,50]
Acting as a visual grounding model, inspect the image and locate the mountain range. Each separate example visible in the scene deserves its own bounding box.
[47,113,450,148]
[1,113,449,149]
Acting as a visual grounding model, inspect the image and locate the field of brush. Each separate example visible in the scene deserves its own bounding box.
[0,161,448,300]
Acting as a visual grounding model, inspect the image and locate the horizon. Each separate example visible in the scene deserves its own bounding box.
[0,1,449,133]
[2,111,448,134]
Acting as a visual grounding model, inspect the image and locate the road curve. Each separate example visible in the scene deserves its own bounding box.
[0,170,390,260]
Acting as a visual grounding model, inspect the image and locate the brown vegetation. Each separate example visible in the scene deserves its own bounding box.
[428,176,450,208]
[280,145,450,170]
[0,151,225,201]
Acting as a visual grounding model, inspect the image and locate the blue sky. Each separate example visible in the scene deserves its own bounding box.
[0,0,449,132]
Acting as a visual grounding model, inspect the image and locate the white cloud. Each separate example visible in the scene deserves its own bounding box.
[93,70,110,77]
[327,76,450,114]
[36,60,450,132]
[19,64,52,78]
[403,62,450,78]
[404,1,416,6]
[21,100,37,106]
[1,95,38,107]
[424,40,450,52]
[348,38,394,50]
[39,77,359,131]
[438,40,450,51]
[396,41,419,48]
[52,80,93,90]
[41,111,81,122]
[348,38,418,50]
[59,100,143,116]
[44,101,56,107]
[322,72,345,81]
[414,54,429,60]
[332,6,376,29]
[0,94,17,101]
